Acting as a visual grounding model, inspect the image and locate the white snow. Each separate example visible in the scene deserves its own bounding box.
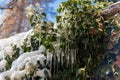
[0,29,33,50]
[33,68,51,78]
[10,69,26,80]
[0,29,51,80]
[0,70,12,80]
[0,59,7,72]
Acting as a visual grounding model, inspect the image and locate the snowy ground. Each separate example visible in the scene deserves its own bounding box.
[0,29,51,80]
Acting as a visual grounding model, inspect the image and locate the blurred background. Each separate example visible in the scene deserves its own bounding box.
[0,0,66,38]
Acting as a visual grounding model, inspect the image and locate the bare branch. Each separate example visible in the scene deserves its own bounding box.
[0,0,18,9]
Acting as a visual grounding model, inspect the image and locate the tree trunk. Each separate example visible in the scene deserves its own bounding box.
[101,2,120,20]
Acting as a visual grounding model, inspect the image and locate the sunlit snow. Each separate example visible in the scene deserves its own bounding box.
[0,29,51,80]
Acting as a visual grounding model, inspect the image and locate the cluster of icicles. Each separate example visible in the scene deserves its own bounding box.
[0,29,77,80]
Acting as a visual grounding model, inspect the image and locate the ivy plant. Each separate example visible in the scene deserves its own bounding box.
[26,0,119,79]
[26,4,58,53]
[57,0,118,79]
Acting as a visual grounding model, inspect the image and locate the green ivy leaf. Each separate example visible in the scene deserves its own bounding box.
[41,13,46,17]
[56,16,61,22]
[31,22,36,27]
[30,15,34,24]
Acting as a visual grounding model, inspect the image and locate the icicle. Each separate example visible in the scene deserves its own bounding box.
[85,43,87,50]
[56,53,58,72]
[53,53,55,77]
[69,49,71,68]
[50,53,52,77]
[71,49,74,64]
[51,53,53,77]
[56,47,59,72]
[66,41,68,68]
[74,49,77,64]
[38,33,41,47]
[76,48,79,64]
[59,50,62,71]
[72,49,75,71]
[61,51,63,67]
[68,42,71,68]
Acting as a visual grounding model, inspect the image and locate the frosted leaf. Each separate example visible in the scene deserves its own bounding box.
[35,3,40,7]
[39,45,46,53]
[34,68,51,78]
[4,46,14,58]
[25,4,35,17]
[25,61,35,74]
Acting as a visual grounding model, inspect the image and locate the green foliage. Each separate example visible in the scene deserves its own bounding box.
[57,0,118,79]
[21,38,31,52]
[29,5,58,53]
[12,45,20,59]
[5,45,20,69]
[5,55,12,70]
[27,0,119,79]
[31,34,39,51]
